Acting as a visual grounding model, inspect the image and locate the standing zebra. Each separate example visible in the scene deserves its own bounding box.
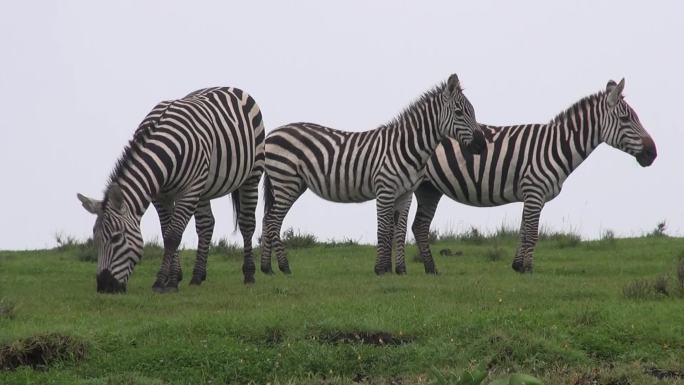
[402,79,656,274]
[77,87,265,293]
[261,74,486,275]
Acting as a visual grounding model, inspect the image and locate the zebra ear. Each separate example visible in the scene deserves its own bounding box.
[607,78,625,107]
[107,184,125,211]
[445,74,461,97]
[77,193,102,215]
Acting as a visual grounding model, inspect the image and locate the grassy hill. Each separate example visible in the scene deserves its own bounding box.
[1,232,684,384]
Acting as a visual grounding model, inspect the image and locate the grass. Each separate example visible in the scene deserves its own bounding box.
[2,236,684,384]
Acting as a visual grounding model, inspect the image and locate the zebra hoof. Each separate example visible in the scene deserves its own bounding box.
[374,266,389,275]
[189,277,203,286]
[261,266,275,275]
[160,285,179,293]
[395,267,407,275]
[279,266,292,275]
[177,270,183,282]
[512,260,525,273]
[243,276,255,285]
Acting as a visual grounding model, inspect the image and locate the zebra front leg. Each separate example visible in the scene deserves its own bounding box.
[375,195,395,275]
[393,192,412,275]
[512,196,544,274]
[153,193,201,293]
[262,203,293,274]
[412,182,442,274]
[190,201,214,285]
[236,171,261,284]
[152,200,182,287]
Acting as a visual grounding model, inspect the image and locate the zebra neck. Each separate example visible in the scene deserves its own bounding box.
[555,104,602,171]
[387,97,444,170]
[108,174,154,221]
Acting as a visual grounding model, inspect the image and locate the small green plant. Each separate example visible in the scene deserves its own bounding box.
[460,226,485,245]
[599,229,616,246]
[653,275,669,297]
[282,228,317,249]
[55,234,98,262]
[428,229,441,244]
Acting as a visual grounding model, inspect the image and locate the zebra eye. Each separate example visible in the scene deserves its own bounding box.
[110,232,124,243]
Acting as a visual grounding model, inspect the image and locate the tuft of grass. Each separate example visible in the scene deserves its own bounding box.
[427,229,440,244]
[484,246,505,262]
[653,275,670,297]
[0,298,17,320]
[622,279,654,300]
[55,233,97,262]
[323,237,360,248]
[282,228,317,249]
[677,255,684,295]
[0,334,87,370]
[210,238,243,260]
[599,229,616,247]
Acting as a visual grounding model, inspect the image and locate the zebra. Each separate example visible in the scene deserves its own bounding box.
[400,78,656,275]
[260,74,486,275]
[77,87,265,293]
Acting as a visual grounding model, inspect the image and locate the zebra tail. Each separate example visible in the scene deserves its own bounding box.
[231,192,240,233]
[263,174,274,215]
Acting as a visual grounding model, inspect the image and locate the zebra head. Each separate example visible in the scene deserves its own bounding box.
[440,74,486,154]
[77,184,143,293]
[600,78,657,167]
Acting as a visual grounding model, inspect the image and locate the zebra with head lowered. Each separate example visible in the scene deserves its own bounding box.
[401,79,656,274]
[77,87,265,293]
[261,74,486,275]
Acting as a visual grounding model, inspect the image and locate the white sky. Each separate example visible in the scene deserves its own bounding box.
[1,1,682,250]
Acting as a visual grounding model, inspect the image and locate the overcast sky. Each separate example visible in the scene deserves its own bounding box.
[1,1,682,250]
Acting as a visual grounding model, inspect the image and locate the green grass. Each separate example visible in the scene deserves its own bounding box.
[2,236,684,384]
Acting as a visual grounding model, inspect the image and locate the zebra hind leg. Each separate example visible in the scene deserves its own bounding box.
[374,194,395,275]
[236,171,261,284]
[393,192,412,275]
[190,201,214,285]
[512,196,543,274]
[412,183,442,274]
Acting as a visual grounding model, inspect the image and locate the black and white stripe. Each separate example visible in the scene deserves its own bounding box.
[260,74,485,275]
[78,87,265,293]
[404,79,656,274]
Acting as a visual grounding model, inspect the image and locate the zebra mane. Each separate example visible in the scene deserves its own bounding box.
[550,90,608,125]
[102,119,158,206]
[384,81,448,128]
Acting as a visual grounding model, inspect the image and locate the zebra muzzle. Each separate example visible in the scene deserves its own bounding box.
[636,135,657,167]
[96,270,127,293]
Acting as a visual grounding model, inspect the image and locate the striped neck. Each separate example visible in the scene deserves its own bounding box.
[384,91,445,169]
[550,92,605,170]
[105,143,158,221]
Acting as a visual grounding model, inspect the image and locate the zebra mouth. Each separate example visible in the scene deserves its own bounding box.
[467,129,486,155]
[96,270,127,293]
[636,137,657,167]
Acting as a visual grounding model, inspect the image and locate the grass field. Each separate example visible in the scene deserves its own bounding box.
[2,232,684,385]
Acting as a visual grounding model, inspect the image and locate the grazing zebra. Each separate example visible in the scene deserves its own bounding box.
[400,79,656,274]
[261,74,486,275]
[77,87,265,293]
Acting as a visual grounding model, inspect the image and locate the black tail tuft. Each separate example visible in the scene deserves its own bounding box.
[263,174,274,215]
[231,192,240,232]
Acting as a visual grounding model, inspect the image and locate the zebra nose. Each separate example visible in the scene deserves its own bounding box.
[96,270,126,293]
[636,135,657,167]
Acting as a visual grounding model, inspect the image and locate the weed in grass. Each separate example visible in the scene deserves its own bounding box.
[0,333,87,370]
[428,229,440,244]
[0,298,17,320]
[282,227,317,249]
[647,220,668,237]
[439,248,463,257]
[599,229,617,247]
[459,226,486,245]
[318,330,411,346]
[573,308,605,327]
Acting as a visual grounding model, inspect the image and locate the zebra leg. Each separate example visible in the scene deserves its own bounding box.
[512,196,544,273]
[375,194,395,275]
[393,192,412,275]
[412,182,443,274]
[236,170,261,284]
[261,178,303,275]
[152,200,182,284]
[190,201,214,285]
[153,191,202,293]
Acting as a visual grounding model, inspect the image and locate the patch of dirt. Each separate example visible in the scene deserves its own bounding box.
[0,333,87,370]
[646,367,684,380]
[319,331,411,346]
